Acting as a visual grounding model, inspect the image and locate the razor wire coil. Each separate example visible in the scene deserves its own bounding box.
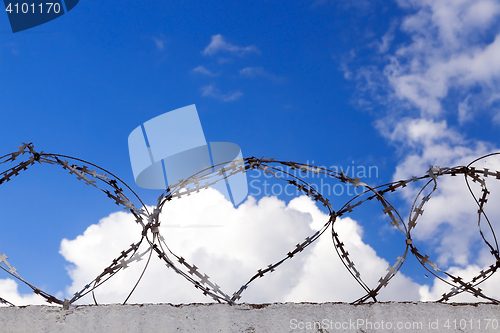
[1,143,499,308]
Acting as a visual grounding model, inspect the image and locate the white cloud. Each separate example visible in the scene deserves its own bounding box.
[381,0,500,118]
[397,0,500,48]
[0,279,48,306]
[55,189,423,305]
[345,0,500,303]
[284,198,421,302]
[375,118,500,302]
[201,83,243,102]
[6,182,496,305]
[420,259,500,302]
[380,117,500,269]
[192,65,217,76]
[380,118,464,150]
[376,1,500,268]
[203,34,259,57]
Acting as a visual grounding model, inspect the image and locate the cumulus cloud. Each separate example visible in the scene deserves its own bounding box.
[201,83,243,102]
[6,182,497,305]
[0,279,48,306]
[283,198,422,302]
[53,189,424,305]
[203,34,259,57]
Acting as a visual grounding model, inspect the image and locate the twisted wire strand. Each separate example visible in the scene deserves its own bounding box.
[1,143,499,308]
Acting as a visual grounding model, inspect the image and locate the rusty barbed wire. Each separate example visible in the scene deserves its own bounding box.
[1,143,499,308]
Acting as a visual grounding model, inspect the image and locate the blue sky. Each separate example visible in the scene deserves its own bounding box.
[2,0,500,305]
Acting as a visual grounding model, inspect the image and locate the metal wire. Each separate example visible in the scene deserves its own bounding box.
[1,143,499,308]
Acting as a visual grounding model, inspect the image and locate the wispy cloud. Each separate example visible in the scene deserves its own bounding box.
[194,35,263,99]
[351,0,500,275]
[239,67,284,83]
[458,95,473,125]
[375,21,397,54]
[350,0,500,141]
[203,34,260,57]
[201,83,243,102]
[311,0,373,12]
[5,42,19,56]
[151,36,167,51]
[192,65,218,76]
[239,66,267,77]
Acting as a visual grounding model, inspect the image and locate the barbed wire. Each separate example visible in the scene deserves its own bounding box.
[1,143,499,308]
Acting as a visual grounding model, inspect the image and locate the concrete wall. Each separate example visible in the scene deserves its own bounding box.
[1,302,499,333]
